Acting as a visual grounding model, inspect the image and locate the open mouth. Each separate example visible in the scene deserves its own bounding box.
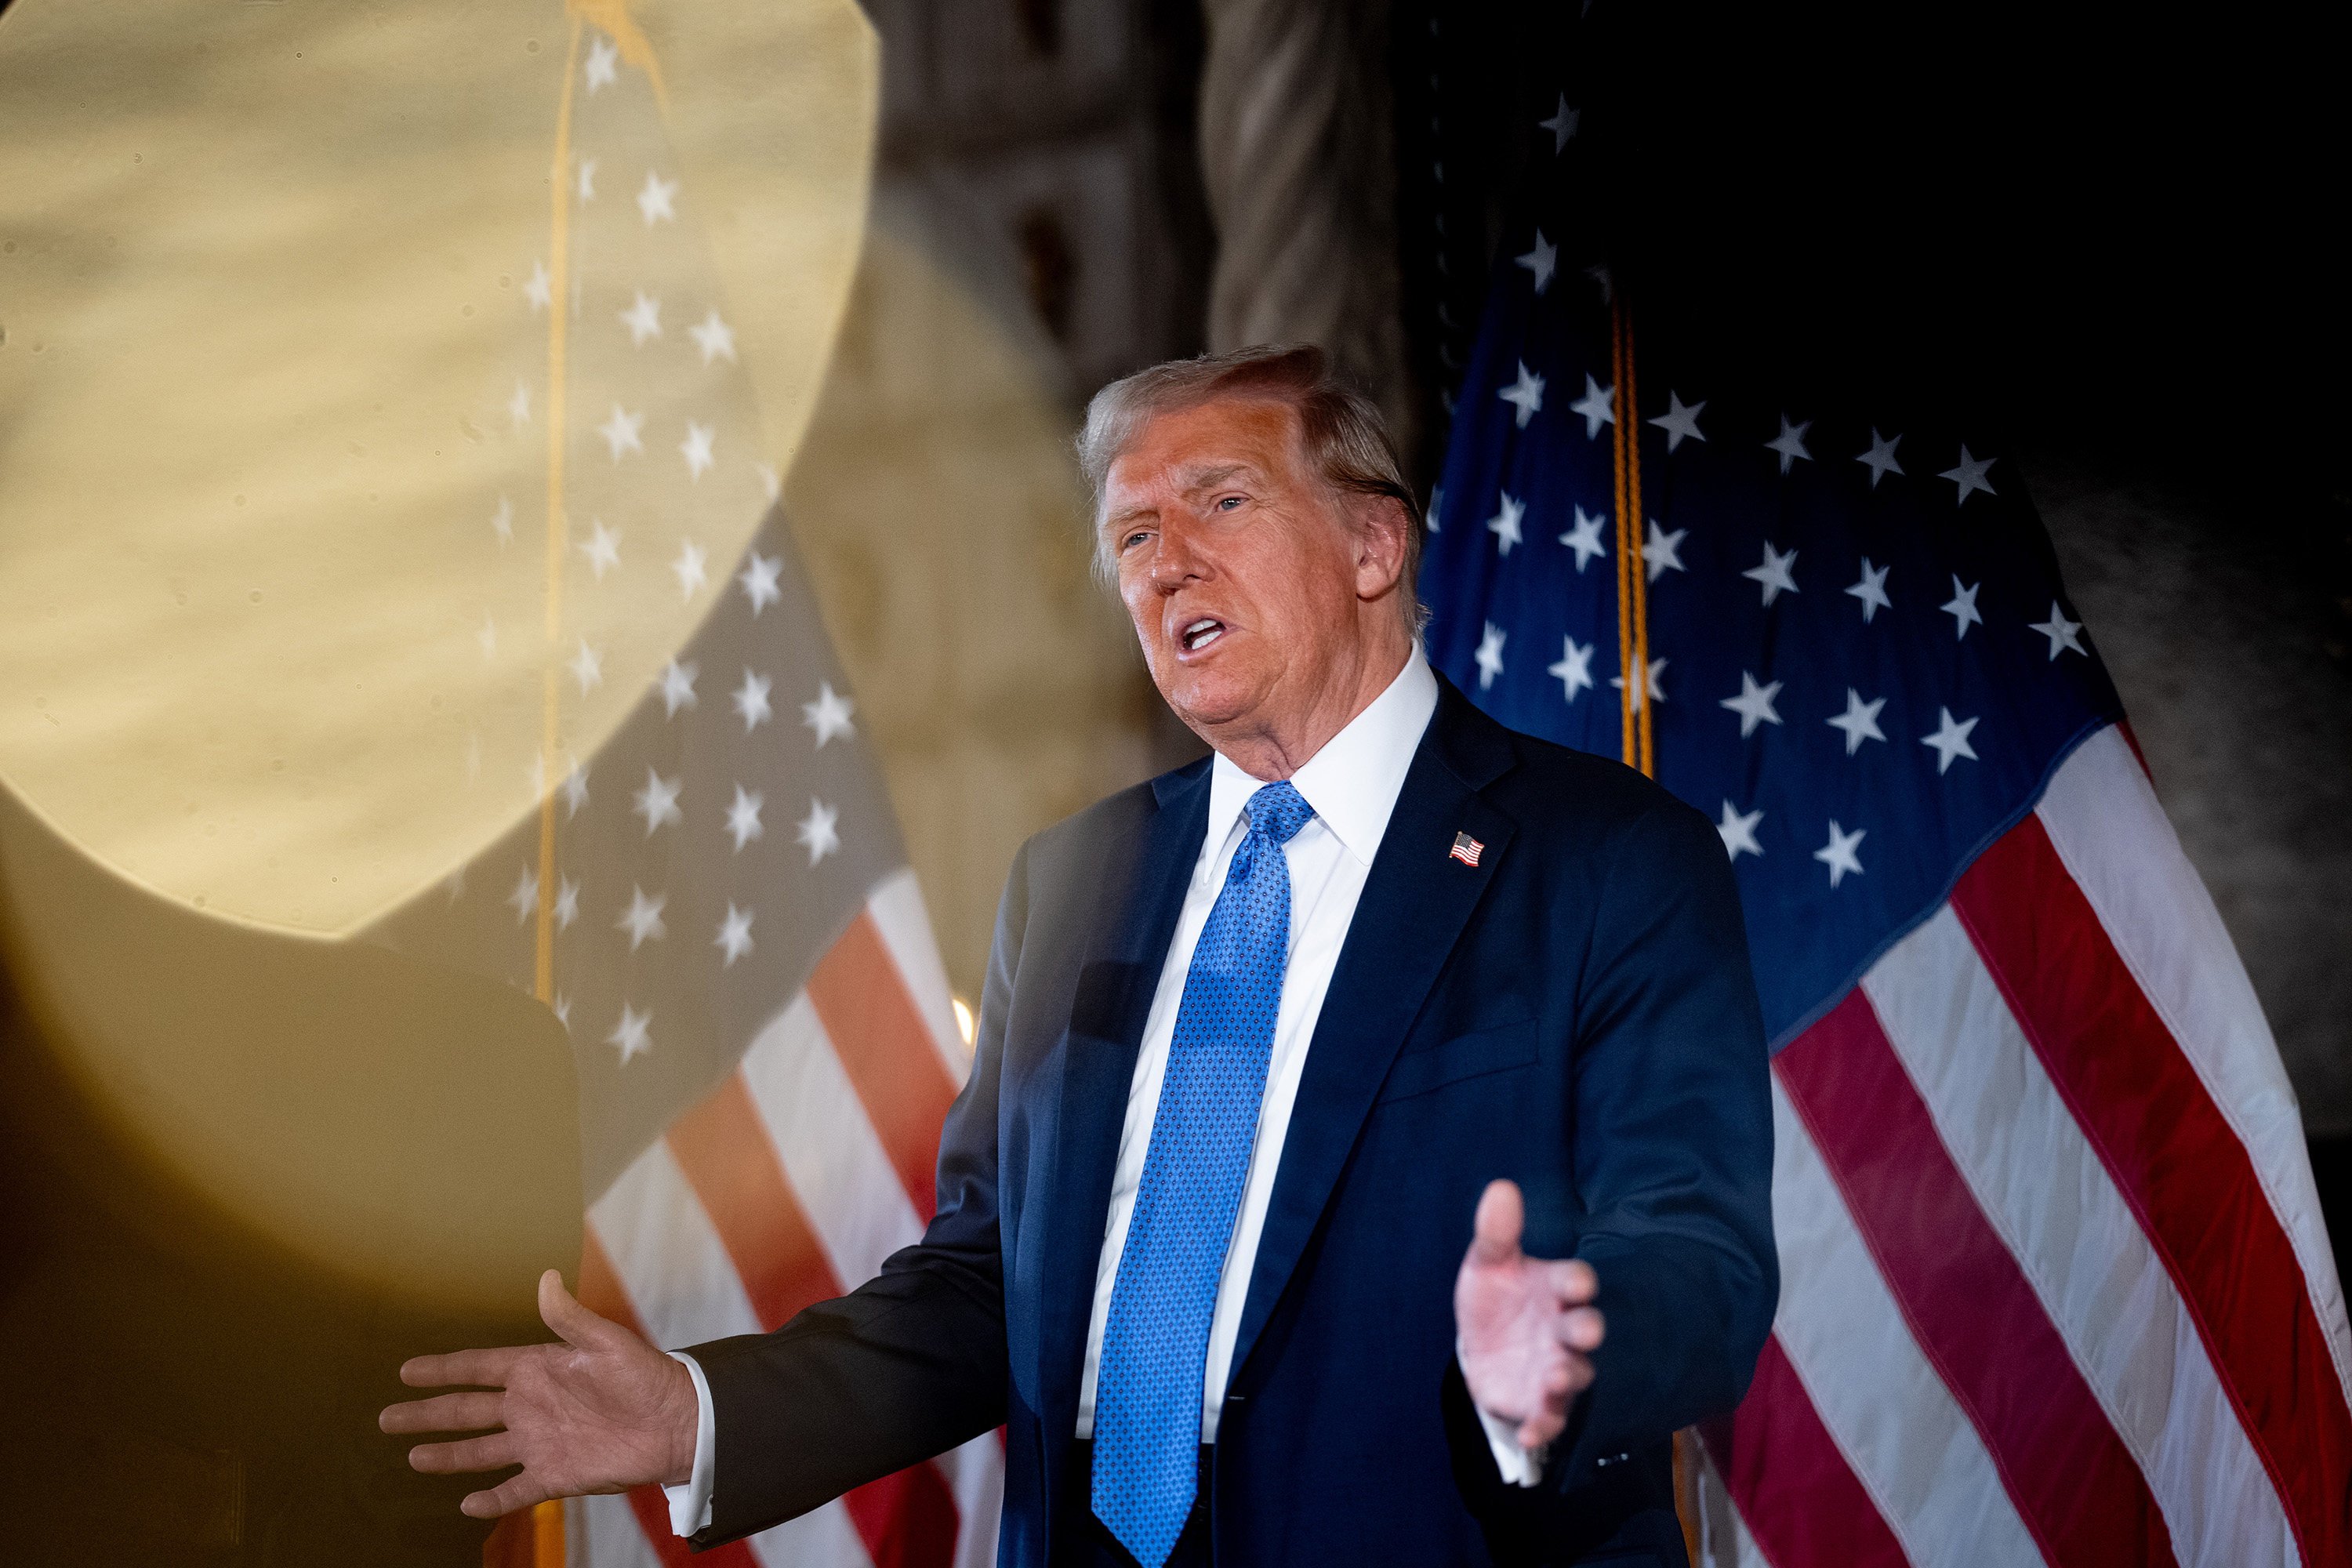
[1180,617,1227,653]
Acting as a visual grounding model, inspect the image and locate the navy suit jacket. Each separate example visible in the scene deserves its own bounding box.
[688,678,1776,1565]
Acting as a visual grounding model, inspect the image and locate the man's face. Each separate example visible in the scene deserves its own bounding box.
[1101,397,1397,745]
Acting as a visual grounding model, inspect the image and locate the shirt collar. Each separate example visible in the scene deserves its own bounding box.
[1203,644,1440,866]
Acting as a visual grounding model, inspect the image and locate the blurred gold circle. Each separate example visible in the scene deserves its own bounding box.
[0,0,876,1307]
[0,0,875,935]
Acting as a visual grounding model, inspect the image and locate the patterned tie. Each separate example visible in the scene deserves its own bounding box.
[1093,780,1316,1568]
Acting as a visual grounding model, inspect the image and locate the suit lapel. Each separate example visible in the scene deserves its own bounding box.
[1034,760,1209,1434]
[1226,681,1517,1385]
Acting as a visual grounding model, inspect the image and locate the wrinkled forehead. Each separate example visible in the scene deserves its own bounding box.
[1104,394,1309,505]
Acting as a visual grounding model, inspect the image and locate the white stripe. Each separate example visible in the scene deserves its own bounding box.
[741,993,1003,1566]
[1690,1437,1773,1568]
[578,1494,664,1568]
[739,992,926,1289]
[578,1485,874,1568]
[588,1138,760,1347]
[1864,907,2297,1568]
[747,1501,874,1568]
[867,866,971,1083]
[1767,1074,2042,1568]
[936,1434,1006,1568]
[2037,726,2352,1399]
[584,1139,872,1566]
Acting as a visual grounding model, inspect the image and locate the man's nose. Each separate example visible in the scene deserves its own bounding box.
[1149,519,1207,592]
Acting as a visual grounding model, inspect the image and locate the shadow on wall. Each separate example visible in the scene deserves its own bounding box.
[2030,453,2352,1141]
[782,187,1190,1004]
[0,965,546,1562]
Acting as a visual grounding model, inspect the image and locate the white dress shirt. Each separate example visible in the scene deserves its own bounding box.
[667,646,1533,1537]
[1073,645,1439,1442]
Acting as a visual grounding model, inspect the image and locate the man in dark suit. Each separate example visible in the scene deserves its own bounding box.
[384,345,1775,1566]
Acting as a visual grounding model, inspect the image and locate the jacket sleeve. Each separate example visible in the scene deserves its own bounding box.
[683,844,1028,1548]
[1544,796,1777,1494]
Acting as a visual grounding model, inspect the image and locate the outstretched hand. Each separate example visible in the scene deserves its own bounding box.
[1454,1179,1605,1451]
[379,1269,700,1519]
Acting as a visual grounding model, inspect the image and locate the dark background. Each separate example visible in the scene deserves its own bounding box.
[1394,3,2343,512]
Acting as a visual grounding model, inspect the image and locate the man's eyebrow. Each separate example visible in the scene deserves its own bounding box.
[1102,462,1261,531]
[1177,463,1252,495]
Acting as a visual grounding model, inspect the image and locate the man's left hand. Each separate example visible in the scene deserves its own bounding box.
[1454,1178,1605,1451]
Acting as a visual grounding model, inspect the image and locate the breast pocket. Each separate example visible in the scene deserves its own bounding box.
[1376,1017,1540,1103]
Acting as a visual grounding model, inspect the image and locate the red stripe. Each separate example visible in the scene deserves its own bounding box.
[667,1070,839,1330]
[1955,817,2352,1566]
[808,910,960,1221]
[662,1071,964,1568]
[1777,990,2178,1567]
[843,1462,968,1568]
[577,1230,759,1568]
[1704,1334,1908,1568]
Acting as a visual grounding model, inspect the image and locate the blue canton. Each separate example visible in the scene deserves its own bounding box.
[1092,781,1315,1568]
[1418,125,2124,1048]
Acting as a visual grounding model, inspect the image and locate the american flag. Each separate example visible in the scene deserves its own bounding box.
[361,18,1001,1568]
[1417,98,2352,1568]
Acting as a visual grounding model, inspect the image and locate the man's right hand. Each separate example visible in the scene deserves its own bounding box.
[379,1268,700,1519]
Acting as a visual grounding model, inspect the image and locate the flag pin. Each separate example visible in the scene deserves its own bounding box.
[1449,831,1484,867]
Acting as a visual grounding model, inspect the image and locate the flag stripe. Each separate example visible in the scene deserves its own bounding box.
[595,1480,878,1568]
[579,1493,664,1568]
[578,1226,761,1568]
[612,1403,874,1568]
[578,1222,638,1332]
[2034,728,2352,1387]
[1686,1428,1775,1568]
[744,1502,877,1568]
[668,1068,839,1330]
[840,1465,967,1568]
[1766,1073,2045,1568]
[626,1486,724,1568]
[1864,905,2297,1568]
[935,1432,1007,1568]
[586,1142,926,1568]
[662,1038,963,1568]
[1702,1336,1909,1568]
[868,867,975,1083]
[1779,990,2179,1566]
[588,1140,763,1344]
[1954,815,2352,1567]
[808,909,961,1221]
[739,993,925,1290]
[735,985,988,1568]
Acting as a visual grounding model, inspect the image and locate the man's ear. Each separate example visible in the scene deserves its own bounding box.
[1354,493,1412,601]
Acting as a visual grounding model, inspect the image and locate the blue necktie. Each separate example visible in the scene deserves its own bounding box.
[1093,780,1316,1568]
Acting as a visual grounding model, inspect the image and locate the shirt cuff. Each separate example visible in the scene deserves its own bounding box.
[1457,1339,1546,1486]
[661,1352,717,1537]
[1474,1399,1548,1486]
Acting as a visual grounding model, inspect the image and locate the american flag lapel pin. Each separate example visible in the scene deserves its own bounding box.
[1449,831,1484,867]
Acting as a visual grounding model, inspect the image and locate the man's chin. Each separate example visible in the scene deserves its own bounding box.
[1157,672,1261,739]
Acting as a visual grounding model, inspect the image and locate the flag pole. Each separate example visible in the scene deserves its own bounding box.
[1608,291,1655,777]
[491,21,583,1568]
[1610,287,1687,1556]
